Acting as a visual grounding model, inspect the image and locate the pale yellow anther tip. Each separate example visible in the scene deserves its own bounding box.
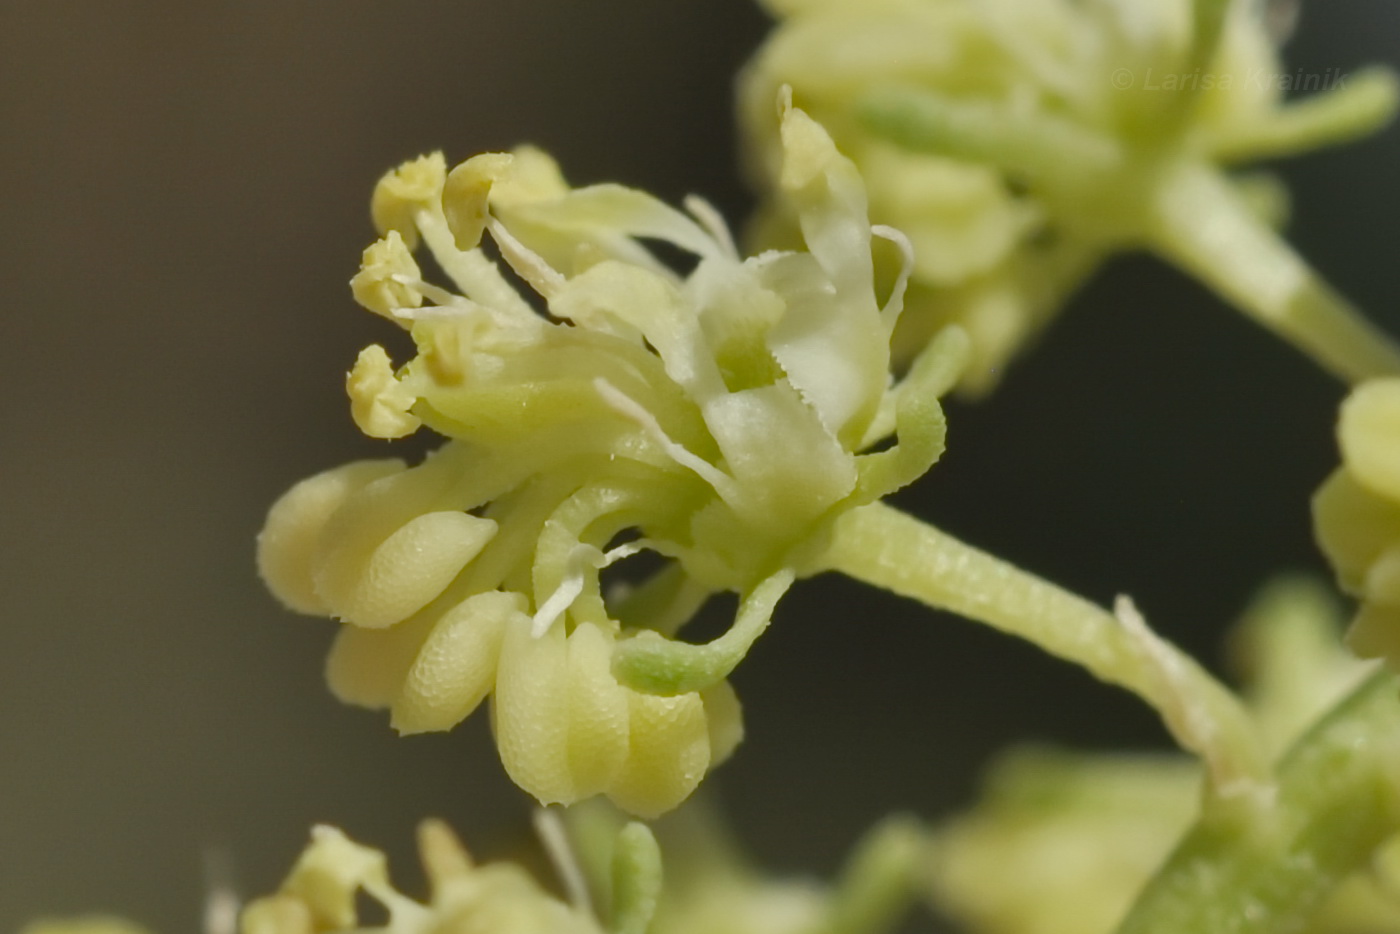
[370,152,448,250]
[417,818,475,886]
[350,230,424,320]
[347,344,421,439]
[443,152,514,250]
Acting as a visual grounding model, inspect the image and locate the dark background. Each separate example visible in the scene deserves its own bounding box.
[2,1,1397,930]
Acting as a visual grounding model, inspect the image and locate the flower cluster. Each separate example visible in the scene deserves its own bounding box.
[239,821,612,934]
[1314,379,1400,669]
[257,99,960,815]
[741,0,1399,389]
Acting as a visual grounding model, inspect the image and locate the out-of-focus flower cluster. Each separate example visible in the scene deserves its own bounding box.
[926,578,1400,934]
[239,821,608,934]
[742,0,1398,390]
[568,802,924,934]
[1315,379,1400,669]
[258,99,961,816]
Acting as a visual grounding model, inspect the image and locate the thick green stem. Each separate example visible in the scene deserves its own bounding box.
[1149,162,1400,383]
[815,502,1268,793]
[1116,670,1400,934]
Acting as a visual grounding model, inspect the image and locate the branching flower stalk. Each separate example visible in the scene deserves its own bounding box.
[1117,669,1400,934]
[741,0,1400,390]
[812,503,1272,805]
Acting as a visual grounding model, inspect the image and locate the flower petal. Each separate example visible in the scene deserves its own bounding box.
[391,590,524,734]
[564,621,632,797]
[606,690,711,818]
[257,459,405,615]
[492,615,575,805]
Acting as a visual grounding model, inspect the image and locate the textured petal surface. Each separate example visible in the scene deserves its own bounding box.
[493,616,575,804]
[325,612,436,709]
[257,459,404,615]
[391,590,522,734]
[563,621,632,797]
[318,511,497,628]
[607,691,711,817]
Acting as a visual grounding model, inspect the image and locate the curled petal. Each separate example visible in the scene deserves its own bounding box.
[257,459,405,615]
[772,100,888,439]
[564,621,632,797]
[325,612,436,709]
[554,261,725,399]
[701,681,745,767]
[613,570,794,696]
[316,510,497,628]
[391,590,524,734]
[702,383,856,527]
[855,325,968,502]
[493,615,575,805]
[508,183,724,267]
[607,690,712,818]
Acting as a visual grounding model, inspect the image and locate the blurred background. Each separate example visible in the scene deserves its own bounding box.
[2,1,1398,930]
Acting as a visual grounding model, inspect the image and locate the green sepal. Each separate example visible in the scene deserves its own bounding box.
[612,570,794,696]
[609,823,663,934]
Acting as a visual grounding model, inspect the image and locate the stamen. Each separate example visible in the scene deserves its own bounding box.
[532,808,595,916]
[531,539,656,638]
[684,194,740,261]
[387,277,524,330]
[531,547,590,638]
[202,849,239,934]
[593,378,741,503]
[389,275,473,309]
[413,208,538,321]
[488,216,567,299]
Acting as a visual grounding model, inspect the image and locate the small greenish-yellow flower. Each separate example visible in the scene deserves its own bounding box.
[926,578,1395,934]
[20,920,152,934]
[568,801,925,934]
[1314,379,1400,668]
[239,821,612,934]
[258,99,960,815]
[741,0,1400,390]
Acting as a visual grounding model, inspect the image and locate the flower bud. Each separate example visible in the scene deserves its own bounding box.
[1316,379,1400,666]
